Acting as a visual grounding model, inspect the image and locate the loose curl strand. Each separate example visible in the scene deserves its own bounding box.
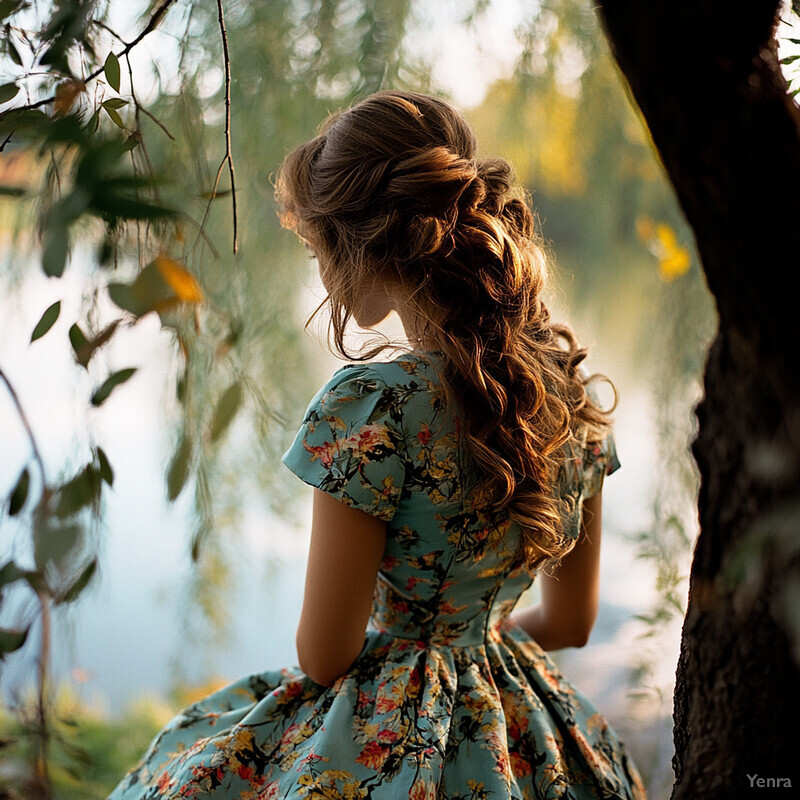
[277,91,615,573]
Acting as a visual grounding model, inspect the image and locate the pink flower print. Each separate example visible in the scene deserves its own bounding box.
[567,723,610,774]
[510,749,533,777]
[355,740,390,769]
[303,440,338,469]
[343,424,390,459]
[417,424,431,446]
[377,728,400,744]
[156,771,175,792]
[256,782,279,799]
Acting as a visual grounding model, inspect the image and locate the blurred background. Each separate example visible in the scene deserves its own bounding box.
[5,0,793,797]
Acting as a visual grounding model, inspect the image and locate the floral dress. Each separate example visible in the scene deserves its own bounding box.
[109,352,647,800]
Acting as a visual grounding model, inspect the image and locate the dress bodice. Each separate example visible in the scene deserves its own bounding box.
[282,352,619,649]
[111,352,645,800]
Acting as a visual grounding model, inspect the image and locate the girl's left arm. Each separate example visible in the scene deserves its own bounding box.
[296,488,387,686]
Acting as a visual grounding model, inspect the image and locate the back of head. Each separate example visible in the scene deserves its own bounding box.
[278,90,612,572]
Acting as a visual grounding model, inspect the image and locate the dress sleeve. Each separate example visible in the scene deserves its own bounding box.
[580,433,621,500]
[281,366,407,521]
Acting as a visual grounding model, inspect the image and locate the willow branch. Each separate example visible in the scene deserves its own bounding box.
[0,366,47,489]
[216,0,239,254]
[0,0,177,114]
[34,591,52,794]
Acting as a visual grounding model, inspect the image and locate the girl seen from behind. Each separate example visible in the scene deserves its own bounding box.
[109,90,647,800]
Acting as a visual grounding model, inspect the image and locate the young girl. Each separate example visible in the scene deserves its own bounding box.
[110,91,647,799]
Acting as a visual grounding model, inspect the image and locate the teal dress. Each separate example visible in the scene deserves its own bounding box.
[109,352,647,800]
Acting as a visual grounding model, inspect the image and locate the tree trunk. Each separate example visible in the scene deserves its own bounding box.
[595,1,800,797]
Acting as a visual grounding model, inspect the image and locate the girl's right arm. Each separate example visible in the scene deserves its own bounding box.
[510,492,603,650]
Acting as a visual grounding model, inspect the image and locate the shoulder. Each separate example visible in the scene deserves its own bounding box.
[306,354,437,420]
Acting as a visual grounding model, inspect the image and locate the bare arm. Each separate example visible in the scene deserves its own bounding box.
[296,489,387,686]
[510,492,603,650]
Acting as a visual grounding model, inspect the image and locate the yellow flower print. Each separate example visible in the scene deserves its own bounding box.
[410,779,437,800]
[585,712,608,736]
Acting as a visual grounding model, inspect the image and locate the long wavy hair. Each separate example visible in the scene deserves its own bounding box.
[277,90,614,572]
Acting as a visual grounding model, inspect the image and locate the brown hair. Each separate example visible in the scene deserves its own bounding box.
[277,90,613,571]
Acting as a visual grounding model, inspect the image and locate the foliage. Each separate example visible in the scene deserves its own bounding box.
[467,0,715,753]
[0,687,171,798]
[5,0,788,793]
[0,0,426,793]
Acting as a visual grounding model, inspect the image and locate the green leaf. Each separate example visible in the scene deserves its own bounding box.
[30,300,61,342]
[69,323,89,367]
[0,82,18,103]
[209,382,243,442]
[167,437,192,501]
[85,107,100,134]
[108,261,174,317]
[34,520,82,572]
[0,627,28,657]
[103,51,120,92]
[90,367,136,406]
[103,105,125,129]
[8,467,29,516]
[0,186,26,196]
[0,561,25,587]
[7,38,22,67]
[70,320,119,368]
[101,98,128,110]
[781,54,800,65]
[58,558,97,604]
[0,1,24,23]
[122,134,139,152]
[54,466,101,518]
[42,225,69,277]
[96,447,113,486]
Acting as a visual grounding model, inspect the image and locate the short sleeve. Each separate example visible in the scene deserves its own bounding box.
[281,366,407,521]
[580,433,621,500]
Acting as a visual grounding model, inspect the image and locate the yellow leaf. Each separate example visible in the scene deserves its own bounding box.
[635,215,655,242]
[155,257,204,303]
[54,79,85,117]
[655,223,678,250]
[659,248,691,281]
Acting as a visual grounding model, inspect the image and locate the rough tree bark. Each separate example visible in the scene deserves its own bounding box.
[596,1,800,797]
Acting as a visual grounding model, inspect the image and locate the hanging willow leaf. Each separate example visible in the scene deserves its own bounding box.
[96,447,113,486]
[103,105,125,129]
[90,367,137,406]
[33,520,82,572]
[209,382,243,442]
[58,558,97,604]
[42,225,69,277]
[155,257,204,303]
[54,466,101,518]
[104,51,121,92]
[8,467,29,516]
[0,627,28,657]
[102,97,128,110]
[109,259,198,317]
[85,107,100,134]
[167,436,193,501]
[7,38,22,67]
[30,300,61,342]
[0,561,26,587]
[0,82,19,103]
[0,1,24,24]
[69,323,90,367]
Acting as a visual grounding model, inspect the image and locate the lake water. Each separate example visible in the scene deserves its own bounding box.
[0,269,687,797]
